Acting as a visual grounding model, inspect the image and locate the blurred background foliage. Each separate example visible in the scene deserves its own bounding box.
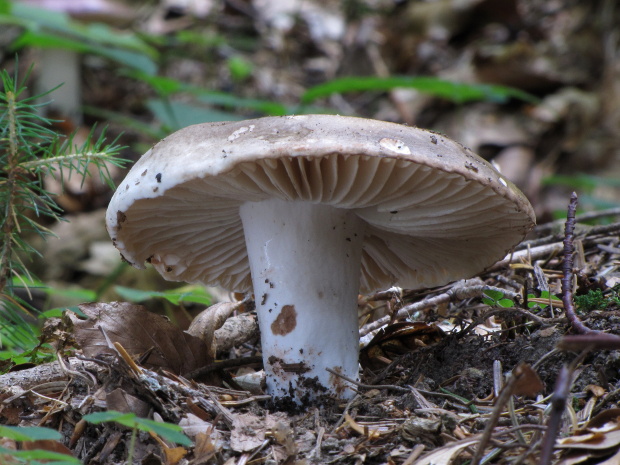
[1,0,619,357]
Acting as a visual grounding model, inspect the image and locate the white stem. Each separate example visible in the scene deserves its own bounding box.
[239,199,365,403]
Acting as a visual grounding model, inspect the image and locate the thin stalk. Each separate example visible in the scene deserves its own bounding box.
[127,427,137,465]
[0,88,20,295]
[19,151,118,170]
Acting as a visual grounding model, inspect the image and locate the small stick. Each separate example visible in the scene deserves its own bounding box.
[402,444,426,465]
[535,206,620,235]
[558,333,620,351]
[470,363,533,465]
[561,193,596,334]
[360,281,521,338]
[184,355,263,379]
[325,367,410,392]
[538,365,571,465]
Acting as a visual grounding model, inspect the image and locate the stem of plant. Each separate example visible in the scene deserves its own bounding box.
[127,426,137,465]
[561,192,597,334]
[538,365,571,465]
[0,89,20,295]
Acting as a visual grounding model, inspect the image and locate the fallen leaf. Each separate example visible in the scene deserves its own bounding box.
[68,302,211,376]
[21,439,74,456]
[106,388,151,417]
[186,301,243,359]
[412,437,479,465]
[512,363,544,397]
[192,428,220,464]
[230,412,288,453]
[230,413,266,452]
[178,413,214,439]
[558,409,620,451]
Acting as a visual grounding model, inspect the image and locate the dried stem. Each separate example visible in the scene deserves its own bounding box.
[538,365,571,465]
[562,192,597,334]
[0,88,20,295]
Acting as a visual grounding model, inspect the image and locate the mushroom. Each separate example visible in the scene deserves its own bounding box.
[106,115,535,404]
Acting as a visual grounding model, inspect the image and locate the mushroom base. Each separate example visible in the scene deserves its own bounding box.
[240,199,365,403]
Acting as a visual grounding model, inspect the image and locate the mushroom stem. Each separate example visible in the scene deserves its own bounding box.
[239,199,365,403]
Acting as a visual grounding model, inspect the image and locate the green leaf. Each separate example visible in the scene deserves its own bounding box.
[0,446,80,465]
[10,276,97,302]
[228,55,253,81]
[481,297,496,306]
[483,289,504,301]
[498,299,515,308]
[83,411,191,446]
[83,410,136,424]
[0,425,62,441]
[302,76,538,105]
[0,0,11,15]
[134,418,192,446]
[12,30,91,53]
[540,291,562,301]
[146,99,243,130]
[131,71,289,115]
[114,285,211,306]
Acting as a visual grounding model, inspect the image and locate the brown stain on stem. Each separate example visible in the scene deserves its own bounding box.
[271,305,297,336]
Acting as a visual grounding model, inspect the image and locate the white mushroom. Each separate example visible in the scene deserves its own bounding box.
[106,115,536,404]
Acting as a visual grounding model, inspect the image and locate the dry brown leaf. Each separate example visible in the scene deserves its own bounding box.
[215,313,259,354]
[192,428,220,464]
[557,449,616,465]
[230,413,267,452]
[178,413,214,439]
[186,301,243,359]
[272,421,297,457]
[512,363,544,397]
[558,409,620,451]
[344,413,394,439]
[586,385,607,398]
[106,388,151,417]
[163,446,187,465]
[21,440,74,456]
[585,409,620,429]
[412,437,479,465]
[596,447,620,465]
[230,412,289,453]
[69,302,211,376]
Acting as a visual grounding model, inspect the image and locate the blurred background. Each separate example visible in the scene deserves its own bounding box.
[1,0,619,350]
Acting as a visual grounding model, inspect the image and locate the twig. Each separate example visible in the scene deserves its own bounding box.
[457,308,565,340]
[402,444,426,465]
[330,394,360,433]
[470,363,534,465]
[535,207,620,235]
[558,333,620,351]
[325,367,409,392]
[538,349,590,465]
[359,280,521,339]
[562,193,597,334]
[538,365,571,465]
[489,243,564,271]
[184,355,263,379]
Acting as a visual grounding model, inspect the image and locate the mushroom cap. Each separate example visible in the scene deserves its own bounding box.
[106,115,535,293]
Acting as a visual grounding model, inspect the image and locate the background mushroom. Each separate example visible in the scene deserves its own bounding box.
[106,115,535,404]
[21,0,136,124]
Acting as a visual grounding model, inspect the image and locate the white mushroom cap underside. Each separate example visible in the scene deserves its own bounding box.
[107,115,535,293]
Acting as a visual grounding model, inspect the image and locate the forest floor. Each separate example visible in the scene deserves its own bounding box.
[3,0,620,463]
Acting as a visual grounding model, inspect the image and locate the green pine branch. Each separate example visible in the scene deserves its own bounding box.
[0,65,128,352]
